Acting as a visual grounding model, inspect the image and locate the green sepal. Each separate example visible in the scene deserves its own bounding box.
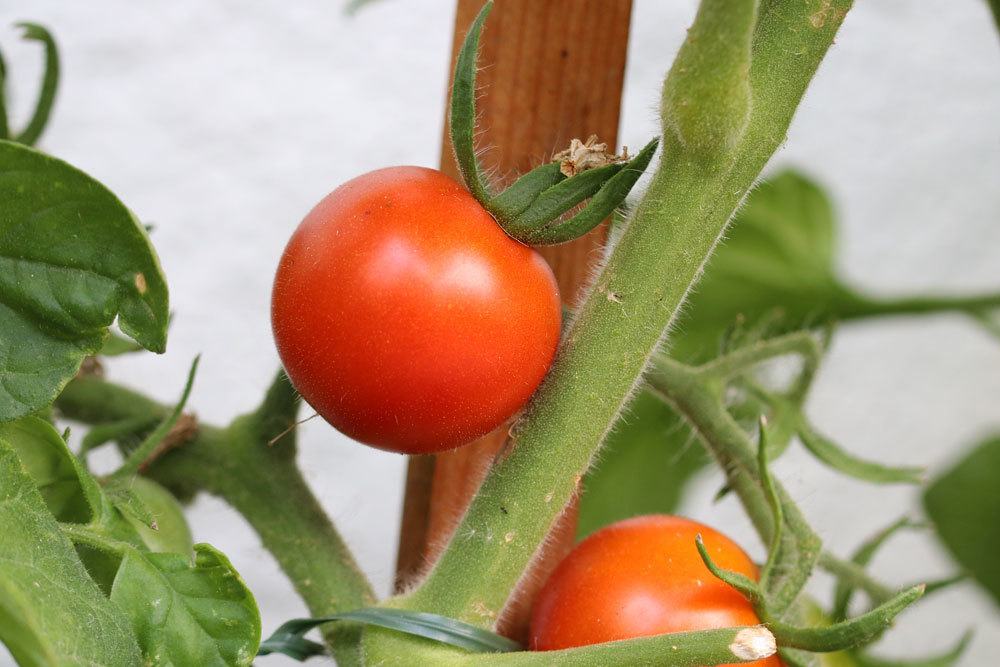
[489,162,565,220]
[503,162,624,239]
[694,534,764,606]
[448,1,493,203]
[519,138,660,245]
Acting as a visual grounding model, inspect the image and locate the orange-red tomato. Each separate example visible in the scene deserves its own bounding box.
[271,166,561,454]
[530,515,781,667]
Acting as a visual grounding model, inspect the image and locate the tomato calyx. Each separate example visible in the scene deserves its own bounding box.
[449,2,659,246]
[688,419,925,656]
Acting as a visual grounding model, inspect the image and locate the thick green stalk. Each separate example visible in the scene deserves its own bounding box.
[401,0,851,627]
[55,375,373,662]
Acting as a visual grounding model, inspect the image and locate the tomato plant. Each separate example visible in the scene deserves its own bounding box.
[530,515,781,667]
[271,166,561,454]
[1,1,997,666]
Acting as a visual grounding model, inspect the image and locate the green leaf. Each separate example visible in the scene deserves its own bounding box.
[923,436,1000,605]
[260,607,521,660]
[0,416,92,522]
[110,543,261,666]
[448,1,493,204]
[118,476,194,555]
[0,438,142,665]
[578,389,709,538]
[0,416,150,592]
[101,329,146,356]
[0,140,169,421]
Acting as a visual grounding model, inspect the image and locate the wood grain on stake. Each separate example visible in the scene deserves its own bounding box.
[396,0,634,638]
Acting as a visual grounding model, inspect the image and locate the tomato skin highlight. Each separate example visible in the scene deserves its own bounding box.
[529,515,782,667]
[271,166,561,454]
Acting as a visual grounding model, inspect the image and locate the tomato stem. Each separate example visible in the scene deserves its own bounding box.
[400,0,851,629]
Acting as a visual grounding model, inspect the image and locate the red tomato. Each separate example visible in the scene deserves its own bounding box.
[530,515,781,666]
[271,166,561,454]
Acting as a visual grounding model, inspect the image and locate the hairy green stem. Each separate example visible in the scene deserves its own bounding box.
[649,356,821,613]
[399,0,852,628]
[771,585,924,652]
[55,375,373,662]
[472,626,776,666]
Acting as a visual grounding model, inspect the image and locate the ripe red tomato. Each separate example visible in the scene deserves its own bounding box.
[271,166,561,454]
[530,515,781,666]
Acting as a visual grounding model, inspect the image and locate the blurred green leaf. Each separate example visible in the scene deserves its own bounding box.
[0,140,169,422]
[100,330,145,356]
[578,390,708,538]
[672,169,851,363]
[924,436,1000,605]
[0,437,142,665]
[110,544,260,666]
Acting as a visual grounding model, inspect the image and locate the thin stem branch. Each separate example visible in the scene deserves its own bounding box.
[648,356,821,613]
[837,292,1000,322]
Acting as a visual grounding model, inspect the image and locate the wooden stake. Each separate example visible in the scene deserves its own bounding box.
[395,0,633,639]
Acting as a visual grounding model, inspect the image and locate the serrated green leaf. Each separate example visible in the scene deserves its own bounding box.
[0,140,169,422]
[924,436,1000,605]
[110,543,261,666]
[0,438,142,666]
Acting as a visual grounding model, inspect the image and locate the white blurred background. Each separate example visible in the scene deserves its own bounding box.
[1,1,998,664]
